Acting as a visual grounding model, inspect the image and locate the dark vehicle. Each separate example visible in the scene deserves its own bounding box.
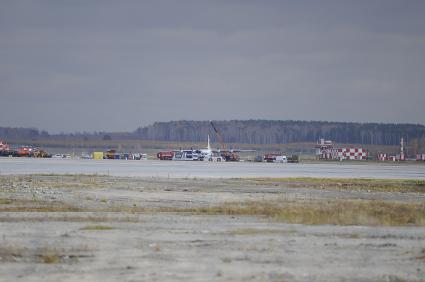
[254,155,264,162]
[287,155,299,163]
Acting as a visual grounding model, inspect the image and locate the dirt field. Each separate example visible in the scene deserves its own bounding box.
[1,175,424,281]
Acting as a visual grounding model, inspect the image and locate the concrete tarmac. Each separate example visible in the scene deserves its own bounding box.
[0,158,424,179]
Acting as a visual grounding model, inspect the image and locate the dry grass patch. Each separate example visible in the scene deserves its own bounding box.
[0,245,26,262]
[40,252,61,264]
[416,249,425,260]
[250,177,425,193]
[0,245,92,264]
[0,195,89,213]
[0,174,110,190]
[227,228,297,236]
[80,225,115,231]
[0,201,83,212]
[0,215,140,223]
[183,200,425,226]
[0,197,167,214]
[4,197,422,226]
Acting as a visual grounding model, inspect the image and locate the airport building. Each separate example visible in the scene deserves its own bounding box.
[315,139,368,160]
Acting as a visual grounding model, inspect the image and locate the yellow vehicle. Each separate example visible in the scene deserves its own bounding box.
[32,149,50,158]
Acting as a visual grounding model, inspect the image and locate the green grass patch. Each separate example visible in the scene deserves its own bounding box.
[0,198,13,205]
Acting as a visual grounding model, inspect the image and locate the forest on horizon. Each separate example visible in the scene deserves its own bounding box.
[1,119,425,149]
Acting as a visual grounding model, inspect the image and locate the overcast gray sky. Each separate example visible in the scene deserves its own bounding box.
[1,0,424,133]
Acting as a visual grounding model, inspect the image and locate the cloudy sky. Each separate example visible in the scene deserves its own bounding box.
[1,0,424,133]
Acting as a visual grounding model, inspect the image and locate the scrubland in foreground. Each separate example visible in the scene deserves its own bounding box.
[0,175,424,281]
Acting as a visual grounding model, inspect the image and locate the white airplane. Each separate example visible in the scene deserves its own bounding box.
[199,135,224,162]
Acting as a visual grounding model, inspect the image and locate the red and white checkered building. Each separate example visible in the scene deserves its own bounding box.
[315,140,368,160]
[335,148,368,160]
[417,154,425,161]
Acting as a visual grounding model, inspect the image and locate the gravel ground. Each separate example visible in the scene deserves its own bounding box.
[0,175,424,282]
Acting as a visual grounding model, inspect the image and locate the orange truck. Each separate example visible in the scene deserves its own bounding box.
[17,146,33,157]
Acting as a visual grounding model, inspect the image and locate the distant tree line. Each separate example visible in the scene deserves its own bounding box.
[0,127,47,141]
[134,120,425,146]
[2,120,425,149]
[0,127,129,142]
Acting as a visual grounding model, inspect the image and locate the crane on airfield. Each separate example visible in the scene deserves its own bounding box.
[210,121,239,162]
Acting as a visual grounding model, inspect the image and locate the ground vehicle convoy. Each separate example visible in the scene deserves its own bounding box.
[156,126,240,162]
[156,122,242,162]
[156,136,224,162]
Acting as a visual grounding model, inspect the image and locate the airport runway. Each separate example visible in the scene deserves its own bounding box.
[0,158,424,179]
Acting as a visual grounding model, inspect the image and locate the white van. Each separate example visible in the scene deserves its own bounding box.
[274,155,288,163]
